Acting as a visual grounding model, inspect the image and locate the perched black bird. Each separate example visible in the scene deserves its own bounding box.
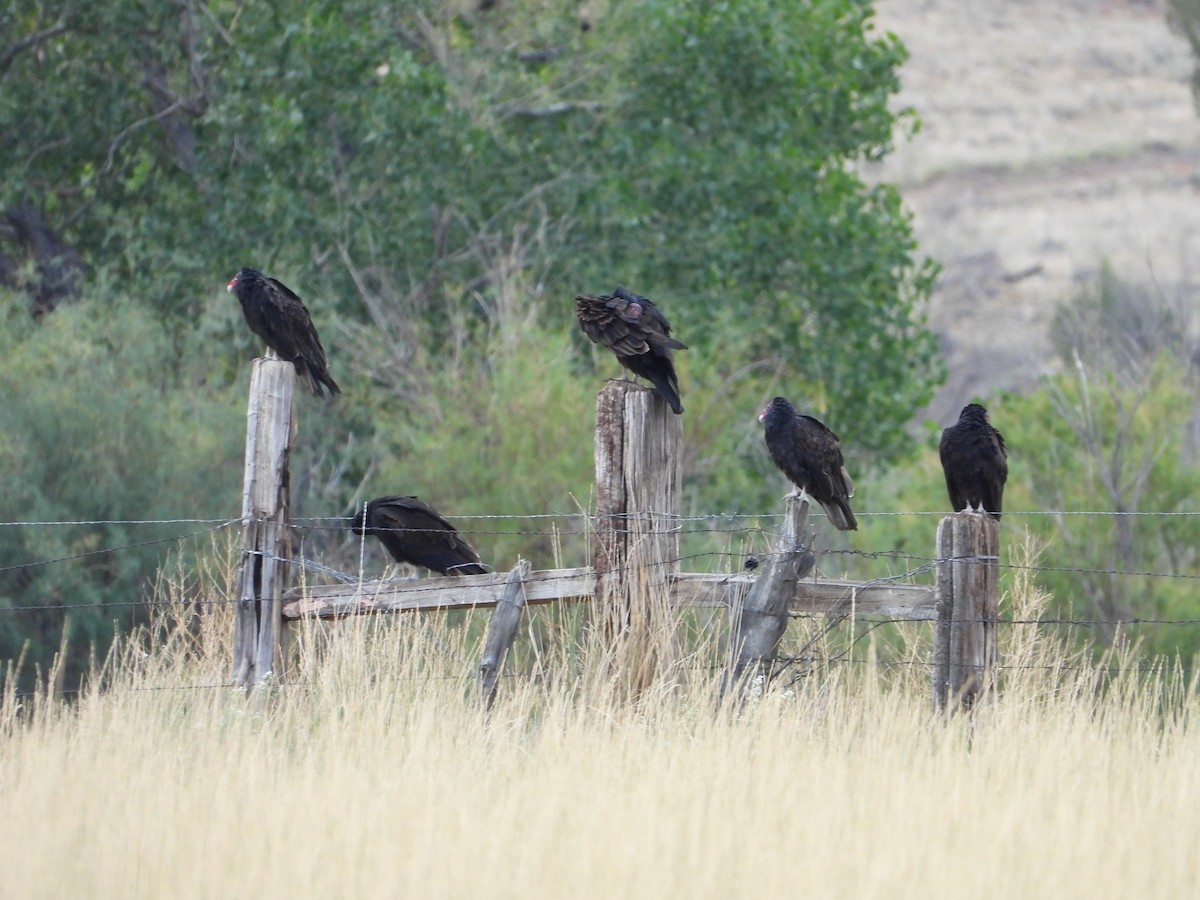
[759,396,857,531]
[939,403,1008,520]
[226,267,340,397]
[350,496,486,576]
[575,287,687,414]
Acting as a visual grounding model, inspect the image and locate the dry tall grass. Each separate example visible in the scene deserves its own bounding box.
[1,543,1197,898]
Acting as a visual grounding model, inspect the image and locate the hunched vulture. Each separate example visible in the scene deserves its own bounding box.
[575,286,687,414]
[350,496,486,576]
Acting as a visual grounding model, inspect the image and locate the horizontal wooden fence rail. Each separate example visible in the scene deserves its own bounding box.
[281,568,937,621]
[673,573,936,620]
[282,567,594,618]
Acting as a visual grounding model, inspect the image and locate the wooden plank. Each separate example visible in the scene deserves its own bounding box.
[673,573,937,619]
[281,566,593,619]
[281,565,938,621]
[232,357,295,687]
[479,559,531,710]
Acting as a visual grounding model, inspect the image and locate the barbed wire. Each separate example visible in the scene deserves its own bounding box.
[788,612,1200,628]
[0,550,1195,635]
[7,507,1200,702]
[0,512,1198,626]
[0,540,1196,613]
[0,548,734,614]
[0,520,240,576]
[2,508,1200,531]
[1,515,1196,561]
[9,652,1189,702]
[0,518,236,527]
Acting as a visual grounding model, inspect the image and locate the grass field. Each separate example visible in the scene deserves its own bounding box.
[1,554,1197,899]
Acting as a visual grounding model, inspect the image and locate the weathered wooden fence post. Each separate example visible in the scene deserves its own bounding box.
[593,381,683,636]
[232,358,296,687]
[479,559,531,710]
[932,513,1000,711]
[723,497,814,698]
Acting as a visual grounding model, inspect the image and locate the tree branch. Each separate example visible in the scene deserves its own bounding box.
[502,100,605,119]
[98,97,188,179]
[1,23,72,73]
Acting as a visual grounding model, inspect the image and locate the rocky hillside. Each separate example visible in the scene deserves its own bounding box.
[872,0,1200,420]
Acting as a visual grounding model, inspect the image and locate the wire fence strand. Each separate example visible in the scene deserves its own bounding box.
[1,514,1198,651]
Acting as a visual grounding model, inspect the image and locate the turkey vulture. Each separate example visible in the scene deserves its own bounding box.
[226,266,340,397]
[575,287,687,414]
[759,396,857,531]
[939,403,1008,520]
[350,496,487,576]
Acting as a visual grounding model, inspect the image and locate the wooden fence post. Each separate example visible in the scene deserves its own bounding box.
[232,358,296,688]
[723,497,814,698]
[479,559,531,710]
[932,513,1000,711]
[593,381,682,637]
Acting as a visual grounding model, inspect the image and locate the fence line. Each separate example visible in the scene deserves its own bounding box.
[3,508,1200,530]
[2,514,1199,593]
[3,562,1199,633]
[13,653,1193,704]
[2,511,1199,681]
[0,521,240,575]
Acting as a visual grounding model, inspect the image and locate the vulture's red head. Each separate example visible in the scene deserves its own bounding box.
[227,267,260,293]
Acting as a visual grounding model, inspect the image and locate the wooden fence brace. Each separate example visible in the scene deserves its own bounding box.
[932,512,1000,711]
[723,497,814,698]
[231,357,296,688]
[592,380,682,640]
[479,559,532,710]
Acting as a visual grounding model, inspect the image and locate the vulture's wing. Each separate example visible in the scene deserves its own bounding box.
[368,496,485,575]
[264,277,328,364]
[793,415,853,500]
[576,293,687,356]
[575,294,652,355]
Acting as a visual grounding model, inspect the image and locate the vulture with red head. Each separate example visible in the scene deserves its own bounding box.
[227,266,340,397]
[575,286,686,414]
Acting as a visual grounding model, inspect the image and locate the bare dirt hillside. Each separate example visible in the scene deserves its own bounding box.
[870,0,1200,421]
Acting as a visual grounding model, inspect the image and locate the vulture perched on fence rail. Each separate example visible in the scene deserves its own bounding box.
[350,496,487,576]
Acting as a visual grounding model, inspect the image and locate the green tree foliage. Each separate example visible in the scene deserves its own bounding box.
[0,284,246,686]
[0,0,941,678]
[1003,269,1200,652]
[2,0,939,446]
[599,0,940,458]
